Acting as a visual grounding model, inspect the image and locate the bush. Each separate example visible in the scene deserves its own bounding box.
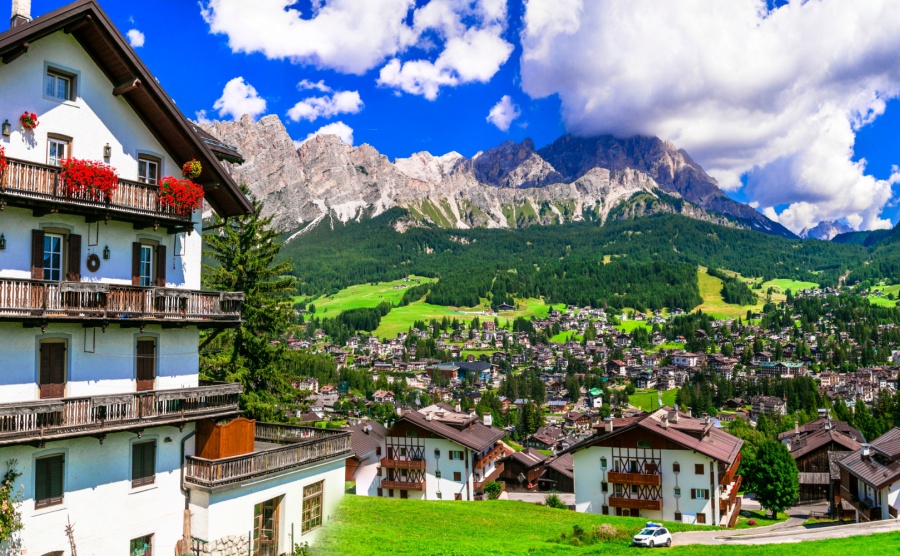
[592,524,622,541]
[484,481,503,500]
[544,494,567,509]
[554,523,627,547]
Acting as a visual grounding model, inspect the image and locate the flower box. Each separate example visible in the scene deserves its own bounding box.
[59,158,119,201]
[19,112,38,130]
[158,176,204,215]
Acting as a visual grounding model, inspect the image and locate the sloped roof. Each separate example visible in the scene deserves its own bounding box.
[546,453,574,478]
[348,421,387,460]
[0,0,252,217]
[399,409,506,452]
[838,428,900,489]
[507,447,547,468]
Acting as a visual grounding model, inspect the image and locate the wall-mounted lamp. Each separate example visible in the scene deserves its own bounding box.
[1,120,10,137]
[102,245,110,260]
[0,234,5,251]
[103,143,112,158]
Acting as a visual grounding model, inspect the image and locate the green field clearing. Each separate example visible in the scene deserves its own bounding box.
[760,278,819,302]
[313,496,900,556]
[550,331,583,343]
[301,276,434,317]
[867,283,900,307]
[616,320,651,332]
[630,388,678,412]
[693,267,765,319]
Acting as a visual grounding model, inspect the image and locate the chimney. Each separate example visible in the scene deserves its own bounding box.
[10,0,30,28]
[669,410,678,424]
[455,403,462,413]
[604,417,613,433]
[661,414,669,430]
[818,408,828,419]
[861,444,870,459]
[426,412,433,421]
[483,413,493,427]
[794,419,800,435]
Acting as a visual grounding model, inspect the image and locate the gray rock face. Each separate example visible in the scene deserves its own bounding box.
[799,220,854,241]
[200,116,765,236]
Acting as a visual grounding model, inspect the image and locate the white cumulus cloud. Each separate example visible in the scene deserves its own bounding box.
[212,77,267,121]
[299,121,355,146]
[201,0,512,100]
[126,29,145,48]
[520,0,900,232]
[297,79,332,93]
[486,95,520,131]
[287,90,364,122]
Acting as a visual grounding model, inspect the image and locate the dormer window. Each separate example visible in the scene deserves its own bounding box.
[45,66,76,102]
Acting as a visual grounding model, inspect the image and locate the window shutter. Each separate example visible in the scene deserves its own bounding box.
[31,230,45,280]
[50,343,65,385]
[691,489,696,499]
[66,234,81,281]
[132,242,141,286]
[155,244,166,287]
[144,441,156,478]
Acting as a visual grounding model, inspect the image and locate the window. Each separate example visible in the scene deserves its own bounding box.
[637,440,651,448]
[400,490,408,499]
[600,457,607,469]
[375,447,382,457]
[690,488,709,500]
[45,68,74,101]
[35,454,64,508]
[302,481,324,533]
[139,245,153,287]
[696,513,706,524]
[377,487,383,497]
[435,470,441,479]
[254,497,281,554]
[434,449,441,458]
[449,450,463,460]
[674,512,682,521]
[39,340,66,400]
[673,462,680,473]
[131,440,156,488]
[137,156,160,186]
[601,505,609,515]
[673,487,681,497]
[43,233,64,281]
[136,338,157,392]
[48,138,69,166]
[695,464,705,475]
[601,481,608,493]
[129,534,153,556]
[453,472,462,482]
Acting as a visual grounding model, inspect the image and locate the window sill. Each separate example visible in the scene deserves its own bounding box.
[42,96,80,108]
[129,483,158,495]
[32,503,66,517]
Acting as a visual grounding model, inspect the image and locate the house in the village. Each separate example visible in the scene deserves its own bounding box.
[837,428,900,522]
[346,421,388,497]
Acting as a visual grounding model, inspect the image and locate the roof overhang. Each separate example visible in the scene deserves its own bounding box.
[0,0,253,217]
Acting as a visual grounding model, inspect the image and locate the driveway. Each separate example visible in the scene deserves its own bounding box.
[674,499,900,545]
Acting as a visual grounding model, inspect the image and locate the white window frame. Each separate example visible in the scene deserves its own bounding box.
[139,245,154,287]
[43,63,79,103]
[48,138,69,167]
[43,233,64,281]
[137,157,160,186]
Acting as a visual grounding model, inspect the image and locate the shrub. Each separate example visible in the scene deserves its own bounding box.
[592,524,622,541]
[484,481,503,500]
[544,494,567,509]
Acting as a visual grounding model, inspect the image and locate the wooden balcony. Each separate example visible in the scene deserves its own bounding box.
[185,426,352,490]
[381,480,425,491]
[719,454,741,486]
[474,462,505,491]
[0,381,241,446]
[380,457,426,470]
[607,471,662,487]
[0,278,243,327]
[0,157,193,230]
[475,444,504,470]
[840,485,883,522]
[607,496,662,511]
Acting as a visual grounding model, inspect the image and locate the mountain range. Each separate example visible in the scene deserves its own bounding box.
[201,115,799,238]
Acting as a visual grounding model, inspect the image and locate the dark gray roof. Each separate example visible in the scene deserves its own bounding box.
[507,447,547,468]
[546,453,574,478]
[838,428,900,489]
[348,421,387,460]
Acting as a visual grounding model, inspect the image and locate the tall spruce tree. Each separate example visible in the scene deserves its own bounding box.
[201,185,295,420]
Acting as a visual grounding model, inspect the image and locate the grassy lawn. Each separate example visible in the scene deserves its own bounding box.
[693,267,765,319]
[615,320,651,332]
[760,277,820,303]
[630,388,678,411]
[302,276,434,317]
[867,283,900,307]
[731,509,789,529]
[313,496,900,556]
[550,331,583,343]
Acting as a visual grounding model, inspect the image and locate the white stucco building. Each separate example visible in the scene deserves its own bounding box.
[567,408,743,527]
[0,2,350,554]
[379,405,507,501]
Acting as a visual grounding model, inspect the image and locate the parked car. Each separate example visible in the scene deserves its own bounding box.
[632,524,672,548]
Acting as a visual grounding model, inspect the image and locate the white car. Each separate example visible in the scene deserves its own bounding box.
[632,525,672,548]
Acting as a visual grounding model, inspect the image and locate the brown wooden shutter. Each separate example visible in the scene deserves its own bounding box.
[31,230,45,280]
[39,343,66,399]
[136,340,156,391]
[66,234,81,281]
[132,242,142,286]
[155,244,166,287]
[691,489,696,499]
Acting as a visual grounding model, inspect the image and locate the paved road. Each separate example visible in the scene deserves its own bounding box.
[674,499,900,545]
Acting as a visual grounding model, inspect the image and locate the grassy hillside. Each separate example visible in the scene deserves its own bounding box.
[313,496,900,556]
[301,277,435,318]
[630,388,679,412]
[693,267,765,319]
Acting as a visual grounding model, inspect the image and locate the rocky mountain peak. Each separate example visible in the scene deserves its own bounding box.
[799,220,854,241]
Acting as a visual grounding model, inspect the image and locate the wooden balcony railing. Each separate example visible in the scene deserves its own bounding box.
[474,462,505,491]
[380,457,426,470]
[607,471,662,487]
[475,444,504,470]
[0,381,241,446]
[719,454,741,486]
[381,480,425,491]
[0,157,192,226]
[185,426,352,489]
[0,278,243,326]
[607,496,662,511]
[727,497,742,527]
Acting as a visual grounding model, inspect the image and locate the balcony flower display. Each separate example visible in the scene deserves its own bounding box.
[19,111,38,130]
[158,176,204,215]
[0,146,7,177]
[181,158,202,179]
[59,158,119,201]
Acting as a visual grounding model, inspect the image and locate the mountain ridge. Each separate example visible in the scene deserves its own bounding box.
[201,115,795,238]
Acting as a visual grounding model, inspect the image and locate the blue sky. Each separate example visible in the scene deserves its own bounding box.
[27,0,900,232]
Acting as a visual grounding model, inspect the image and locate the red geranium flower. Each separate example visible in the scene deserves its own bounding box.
[59,159,119,201]
[19,112,38,130]
[158,176,204,216]
[0,146,7,177]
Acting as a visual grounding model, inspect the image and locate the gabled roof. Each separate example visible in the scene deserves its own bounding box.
[399,409,506,452]
[348,421,387,460]
[506,447,547,468]
[0,0,252,217]
[838,428,900,490]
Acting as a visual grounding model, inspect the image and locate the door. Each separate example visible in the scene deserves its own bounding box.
[136,339,156,392]
[39,342,66,399]
[253,497,280,556]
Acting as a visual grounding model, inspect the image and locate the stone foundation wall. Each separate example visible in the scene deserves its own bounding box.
[195,534,251,556]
